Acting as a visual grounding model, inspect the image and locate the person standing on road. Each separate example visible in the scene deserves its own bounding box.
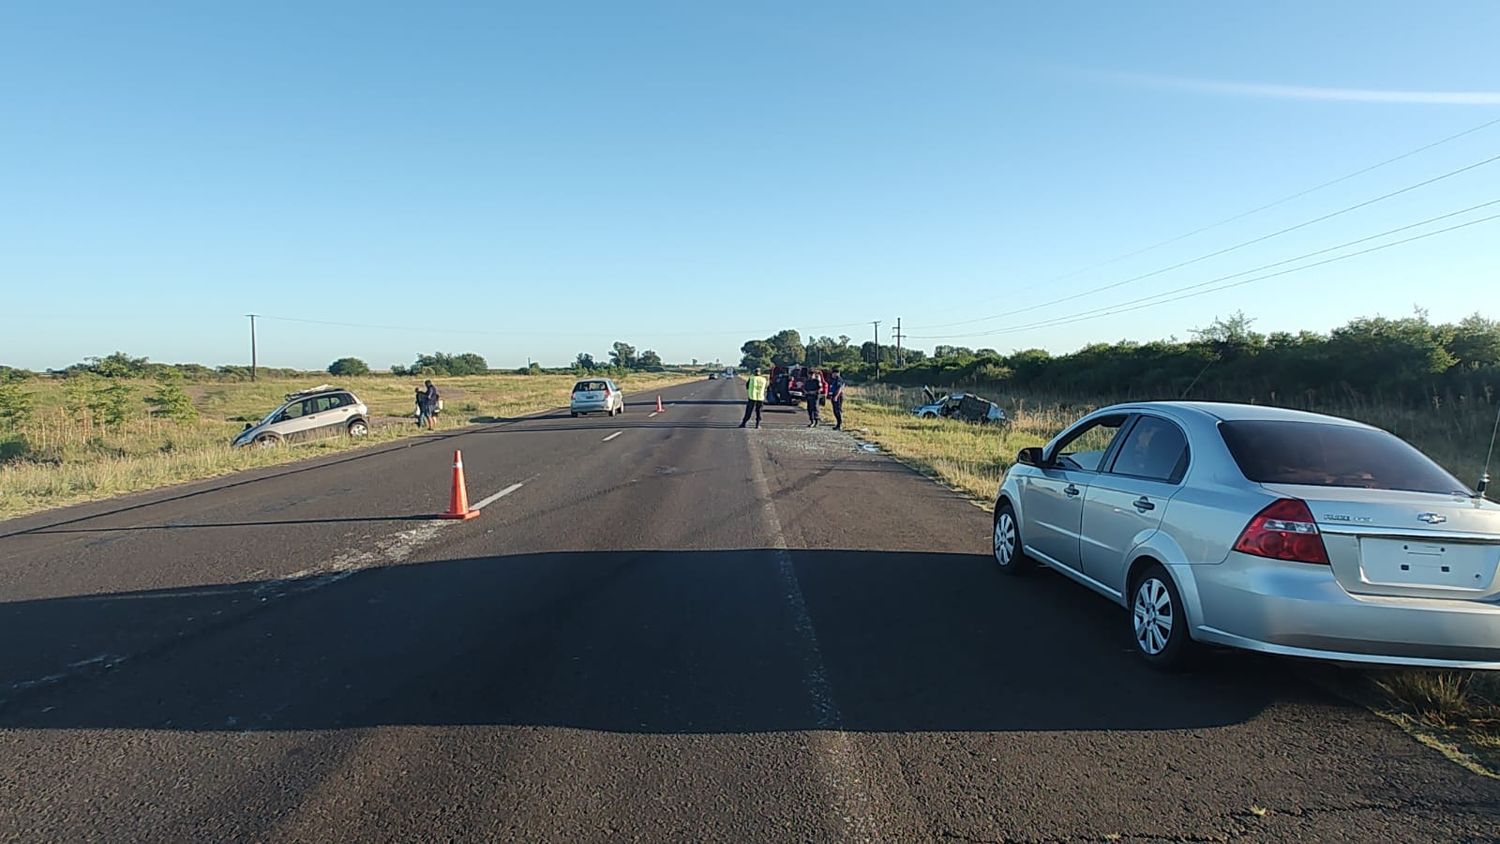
[740,367,768,428]
[827,368,845,430]
[422,380,440,430]
[805,368,823,427]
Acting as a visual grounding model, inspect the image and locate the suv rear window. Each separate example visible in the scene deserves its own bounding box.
[573,381,608,393]
[1219,420,1469,495]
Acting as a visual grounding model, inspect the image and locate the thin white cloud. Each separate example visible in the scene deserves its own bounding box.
[1112,71,1500,105]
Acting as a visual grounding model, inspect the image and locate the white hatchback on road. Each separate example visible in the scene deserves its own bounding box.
[570,378,625,417]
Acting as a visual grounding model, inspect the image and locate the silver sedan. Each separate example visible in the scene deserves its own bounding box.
[991,401,1500,670]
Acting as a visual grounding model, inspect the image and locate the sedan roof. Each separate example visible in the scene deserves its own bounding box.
[1103,400,1371,428]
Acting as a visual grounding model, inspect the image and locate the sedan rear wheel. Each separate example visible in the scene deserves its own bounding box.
[1131,564,1198,671]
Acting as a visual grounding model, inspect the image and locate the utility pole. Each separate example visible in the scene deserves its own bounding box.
[246,314,259,382]
[894,317,904,367]
[872,320,881,381]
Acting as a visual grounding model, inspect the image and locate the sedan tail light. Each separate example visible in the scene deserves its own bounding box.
[1233,498,1330,565]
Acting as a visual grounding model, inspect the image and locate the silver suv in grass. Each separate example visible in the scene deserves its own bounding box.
[992,401,1500,671]
[233,385,370,448]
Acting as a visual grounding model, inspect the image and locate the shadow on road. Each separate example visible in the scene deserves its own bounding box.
[24,515,437,535]
[0,549,1313,734]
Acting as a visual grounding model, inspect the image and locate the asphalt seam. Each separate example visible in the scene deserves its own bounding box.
[747,435,881,842]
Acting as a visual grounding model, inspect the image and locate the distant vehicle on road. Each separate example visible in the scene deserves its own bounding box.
[708,372,719,380]
[991,401,1500,671]
[571,378,625,417]
[914,388,1007,425]
[767,364,828,406]
[233,385,369,448]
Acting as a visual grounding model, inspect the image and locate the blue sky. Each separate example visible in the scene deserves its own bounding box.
[2,1,1497,370]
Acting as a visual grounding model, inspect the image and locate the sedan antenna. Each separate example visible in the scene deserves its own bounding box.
[1480,398,1500,498]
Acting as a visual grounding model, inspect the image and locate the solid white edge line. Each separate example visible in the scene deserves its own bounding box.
[470,482,524,511]
[602,431,623,442]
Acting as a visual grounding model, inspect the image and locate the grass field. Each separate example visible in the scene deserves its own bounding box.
[846,383,1500,768]
[0,371,697,519]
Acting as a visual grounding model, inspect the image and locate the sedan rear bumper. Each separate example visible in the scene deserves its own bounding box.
[571,401,612,412]
[1187,554,1500,670]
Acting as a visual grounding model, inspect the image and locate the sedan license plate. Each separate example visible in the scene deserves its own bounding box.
[1358,538,1500,592]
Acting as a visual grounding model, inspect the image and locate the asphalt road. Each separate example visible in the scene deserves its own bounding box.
[3,377,1499,842]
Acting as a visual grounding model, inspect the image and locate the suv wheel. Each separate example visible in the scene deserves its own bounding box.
[254,433,281,449]
[992,502,1033,575]
[347,419,369,437]
[1130,564,1199,671]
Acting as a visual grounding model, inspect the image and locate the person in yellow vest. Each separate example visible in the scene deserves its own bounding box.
[739,367,768,428]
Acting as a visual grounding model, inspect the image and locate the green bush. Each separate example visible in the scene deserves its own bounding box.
[0,380,33,430]
[328,357,371,377]
[145,374,198,422]
[99,380,135,429]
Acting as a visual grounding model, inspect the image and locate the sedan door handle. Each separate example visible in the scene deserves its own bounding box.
[1064,484,1081,497]
[1133,496,1155,512]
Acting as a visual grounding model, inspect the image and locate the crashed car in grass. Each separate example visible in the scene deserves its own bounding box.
[233,385,370,448]
[913,387,1007,425]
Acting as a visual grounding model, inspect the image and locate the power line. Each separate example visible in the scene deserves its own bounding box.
[910,205,1500,340]
[989,115,1500,296]
[913,148,1500,332]
[910,198,1500,340]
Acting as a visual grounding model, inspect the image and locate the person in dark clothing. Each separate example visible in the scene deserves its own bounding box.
[805,369,823,427]
[414,388,426,427]
[422,380,440,430]
[827,368,845,430]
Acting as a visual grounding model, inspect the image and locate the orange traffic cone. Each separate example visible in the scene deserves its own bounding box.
[439,449,481,520]
[655,395,665,412]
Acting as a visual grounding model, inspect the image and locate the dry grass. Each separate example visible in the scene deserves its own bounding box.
[845,385,1074,500]
[0,371,697,519]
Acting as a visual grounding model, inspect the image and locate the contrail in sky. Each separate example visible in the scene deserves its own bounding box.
[1108,71,1500,105]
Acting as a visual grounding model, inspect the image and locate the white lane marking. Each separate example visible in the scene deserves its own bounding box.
[648,411,660,418]
[602,431,623,442]
[746,441,881,842]
[470,482,524,511]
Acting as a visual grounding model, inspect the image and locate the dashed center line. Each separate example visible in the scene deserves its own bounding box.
[648,411,660,418]
[470,482,525,511]
[602,431,623,442]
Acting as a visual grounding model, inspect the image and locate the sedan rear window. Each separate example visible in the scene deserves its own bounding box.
[1219,420,1469,495]
[573,381,608,393]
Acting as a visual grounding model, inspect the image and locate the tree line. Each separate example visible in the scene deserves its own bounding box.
[740,311,1500,406]
[572,342,665,374]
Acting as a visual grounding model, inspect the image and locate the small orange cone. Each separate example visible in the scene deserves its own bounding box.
[655,395,665,412]
[439,449,481,520]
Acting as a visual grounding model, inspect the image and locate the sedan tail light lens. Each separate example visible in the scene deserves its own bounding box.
[1233,498,1330,565]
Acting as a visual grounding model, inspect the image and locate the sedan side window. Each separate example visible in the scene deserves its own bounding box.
[1051,414,1129,472]
[1109,416,1189,483]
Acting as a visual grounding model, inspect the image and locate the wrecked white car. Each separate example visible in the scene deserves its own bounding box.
[913,388,1007,425]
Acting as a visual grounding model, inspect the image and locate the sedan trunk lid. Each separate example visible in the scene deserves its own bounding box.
[1264,483,1500,600]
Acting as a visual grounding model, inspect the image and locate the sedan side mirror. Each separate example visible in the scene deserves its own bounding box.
[1017,447,1044,467]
